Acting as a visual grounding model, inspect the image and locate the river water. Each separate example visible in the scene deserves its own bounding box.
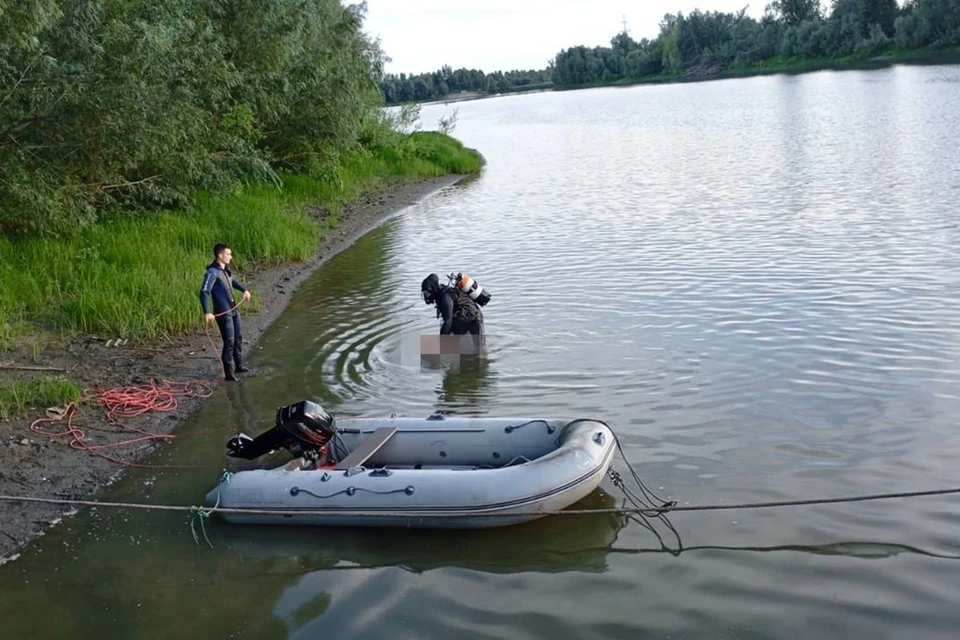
[4,63,960,639]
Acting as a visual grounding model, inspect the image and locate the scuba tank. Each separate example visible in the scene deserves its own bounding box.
[453,272,491,307]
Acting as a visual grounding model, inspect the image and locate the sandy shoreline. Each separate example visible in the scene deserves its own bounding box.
[0,173,463,563]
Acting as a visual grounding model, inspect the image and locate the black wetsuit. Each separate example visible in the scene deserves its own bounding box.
[200,262,248,374]
[436,287,484,337]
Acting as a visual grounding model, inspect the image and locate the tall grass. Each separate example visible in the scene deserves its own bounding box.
[0,317,26,351]
[0,133,483,340]
[0,376,84,421]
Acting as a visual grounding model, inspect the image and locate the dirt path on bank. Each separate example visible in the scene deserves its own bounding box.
[0,174,462,563]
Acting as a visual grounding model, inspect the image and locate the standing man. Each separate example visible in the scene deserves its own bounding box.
[200,243,252,381]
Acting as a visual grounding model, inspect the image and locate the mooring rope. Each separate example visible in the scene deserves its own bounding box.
[2,485,959,518]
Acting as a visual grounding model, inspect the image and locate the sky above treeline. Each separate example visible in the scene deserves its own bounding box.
[363,1,769,75]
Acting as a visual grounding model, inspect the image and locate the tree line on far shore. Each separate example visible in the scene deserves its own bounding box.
[379,66,552,105]
[382,0,960,103]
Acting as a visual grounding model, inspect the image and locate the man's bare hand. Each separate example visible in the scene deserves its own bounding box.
[242,291,251,303]
[205,313,215,324]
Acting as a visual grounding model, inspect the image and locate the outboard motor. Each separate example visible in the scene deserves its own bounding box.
[226,400,336,461]
[451,272,492,307]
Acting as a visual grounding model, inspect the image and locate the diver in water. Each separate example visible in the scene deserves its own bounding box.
[420,272,489,345]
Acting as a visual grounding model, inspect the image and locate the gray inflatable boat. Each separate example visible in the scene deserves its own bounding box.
[205,401,616,529]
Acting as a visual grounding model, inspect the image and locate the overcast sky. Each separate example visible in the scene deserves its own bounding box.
[363,1,768,75]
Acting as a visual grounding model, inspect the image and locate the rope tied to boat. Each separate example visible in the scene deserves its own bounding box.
[189,471,230,547]
[3,485,960,518]
[189,504,214,548]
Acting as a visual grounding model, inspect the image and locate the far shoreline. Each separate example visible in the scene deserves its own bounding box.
[392,46,960,108]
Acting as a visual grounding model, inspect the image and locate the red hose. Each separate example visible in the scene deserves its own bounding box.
[28,300,249,469]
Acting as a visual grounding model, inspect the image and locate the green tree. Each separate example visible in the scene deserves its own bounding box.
[767,0,822,24]
[0,0,388,235]
[895,0,960,47]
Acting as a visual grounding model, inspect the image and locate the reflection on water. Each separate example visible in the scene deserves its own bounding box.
[223,372,258,432]
[214,487,627,576]
[424,352,497,416]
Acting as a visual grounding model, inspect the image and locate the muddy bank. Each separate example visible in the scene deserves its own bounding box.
[0,174,462,563]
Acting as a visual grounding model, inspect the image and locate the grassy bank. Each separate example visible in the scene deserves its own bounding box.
[0,132,483,343]
[0,376,83,421]
[726,45,960,75]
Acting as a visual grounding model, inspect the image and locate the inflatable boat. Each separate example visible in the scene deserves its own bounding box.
[204,400,616,529]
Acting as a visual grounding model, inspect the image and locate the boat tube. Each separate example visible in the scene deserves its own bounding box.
[205,400,616,529]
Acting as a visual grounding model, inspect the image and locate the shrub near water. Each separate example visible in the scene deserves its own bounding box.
[0,0,386,236]
[0,134,484,340]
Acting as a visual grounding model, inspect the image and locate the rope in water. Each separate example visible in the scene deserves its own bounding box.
[3,485,960,518]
